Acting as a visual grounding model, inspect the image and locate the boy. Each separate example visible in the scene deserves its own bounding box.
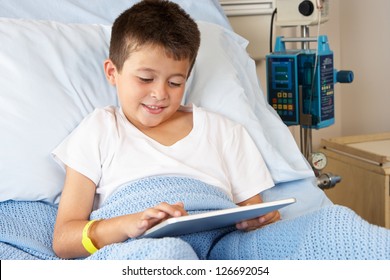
[52,0,279,259]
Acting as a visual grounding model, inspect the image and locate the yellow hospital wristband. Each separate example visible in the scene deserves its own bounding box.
[82,220,100,254]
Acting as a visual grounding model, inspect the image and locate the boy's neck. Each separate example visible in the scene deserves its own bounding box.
[136,110,194,147]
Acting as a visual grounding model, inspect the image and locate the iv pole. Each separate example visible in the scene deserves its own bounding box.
[299,25,312,159]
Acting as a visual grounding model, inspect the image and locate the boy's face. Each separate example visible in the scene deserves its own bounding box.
[104,44,191,130]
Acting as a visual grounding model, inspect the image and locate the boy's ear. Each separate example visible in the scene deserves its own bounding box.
[104,59,117,85]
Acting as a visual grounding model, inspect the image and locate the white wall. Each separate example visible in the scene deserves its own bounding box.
[338,0,390,137]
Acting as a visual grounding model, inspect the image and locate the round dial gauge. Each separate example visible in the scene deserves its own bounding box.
[310,152,327,170]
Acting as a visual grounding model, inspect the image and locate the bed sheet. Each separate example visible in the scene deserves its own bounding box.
[1,177,389,260]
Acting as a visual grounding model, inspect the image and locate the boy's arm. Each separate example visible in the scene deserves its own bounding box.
[53,166,98,258]
[235,194,280,231]
[53,166,186,259]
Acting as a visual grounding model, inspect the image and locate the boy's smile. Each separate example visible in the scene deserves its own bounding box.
[104,44,191,131]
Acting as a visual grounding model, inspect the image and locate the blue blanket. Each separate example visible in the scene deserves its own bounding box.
[1,176,390,260]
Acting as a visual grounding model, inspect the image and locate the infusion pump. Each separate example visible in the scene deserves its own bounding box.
[266,35,353,129]
[266,0,353,129]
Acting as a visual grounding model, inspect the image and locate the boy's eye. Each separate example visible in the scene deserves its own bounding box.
[168,81,182,88]
[138,77,153,83]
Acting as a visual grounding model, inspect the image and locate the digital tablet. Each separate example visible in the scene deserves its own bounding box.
[142,197,296,238]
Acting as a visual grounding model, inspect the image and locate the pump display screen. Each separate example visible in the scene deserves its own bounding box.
[270,60,293,90]
[275,66,288,72]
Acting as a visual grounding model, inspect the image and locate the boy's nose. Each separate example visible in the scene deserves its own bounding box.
[151,83,168,101]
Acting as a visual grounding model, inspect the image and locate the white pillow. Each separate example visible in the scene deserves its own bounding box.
[0,0,231,29]
[0,18,118,203]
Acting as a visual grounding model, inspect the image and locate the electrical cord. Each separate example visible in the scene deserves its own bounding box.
[308,9,322,119]
[269,8,277,53]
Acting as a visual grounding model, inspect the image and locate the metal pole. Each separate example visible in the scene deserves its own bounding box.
[299,25,313,159]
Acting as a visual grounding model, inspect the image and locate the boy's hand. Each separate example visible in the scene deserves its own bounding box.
[235,194,281,231]
[236,210,280,231]
[131,202,187,237]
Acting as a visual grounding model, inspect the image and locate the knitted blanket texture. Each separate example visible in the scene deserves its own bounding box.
[1,176,390,260]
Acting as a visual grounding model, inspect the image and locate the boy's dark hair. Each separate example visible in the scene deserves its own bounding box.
[109,0,201,74]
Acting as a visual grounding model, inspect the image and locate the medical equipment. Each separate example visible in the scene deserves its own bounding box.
[266,0,353,188]
[267,35,353,129]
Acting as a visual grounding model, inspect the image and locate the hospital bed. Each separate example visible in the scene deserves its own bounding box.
[1,0,388,260]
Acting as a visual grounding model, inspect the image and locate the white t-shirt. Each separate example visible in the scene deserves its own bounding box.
[52,104,274,208]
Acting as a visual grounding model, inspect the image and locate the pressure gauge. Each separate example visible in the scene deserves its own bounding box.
[310,152,327,170]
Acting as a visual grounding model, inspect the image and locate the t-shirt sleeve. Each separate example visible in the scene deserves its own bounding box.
[52,108,116,186]
[222,124,275,203]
